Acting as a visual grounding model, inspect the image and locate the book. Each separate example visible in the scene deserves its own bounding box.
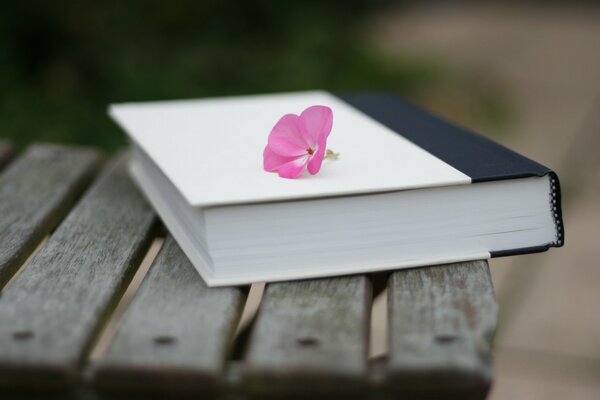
[109,91,564,286]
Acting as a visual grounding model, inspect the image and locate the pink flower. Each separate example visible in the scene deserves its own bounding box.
[263,105,333,179]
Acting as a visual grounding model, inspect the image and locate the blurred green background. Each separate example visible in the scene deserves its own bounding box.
[0,0,510,152]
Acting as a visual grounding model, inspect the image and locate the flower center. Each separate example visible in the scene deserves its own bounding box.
[306,148,314,155]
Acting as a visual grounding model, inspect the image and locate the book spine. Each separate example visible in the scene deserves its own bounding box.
[549,171,564,247]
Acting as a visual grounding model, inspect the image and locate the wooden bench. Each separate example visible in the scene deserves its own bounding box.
[0,143,498,399]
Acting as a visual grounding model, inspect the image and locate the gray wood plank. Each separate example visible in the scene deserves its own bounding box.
[0,155,157,392]
[0,144,102,287]
[387,260,498,399]
[243,275,372,396]
[92,235,246,395]
[0,140,15,170]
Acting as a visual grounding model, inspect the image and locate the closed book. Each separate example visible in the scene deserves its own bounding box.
[109,91,564,286]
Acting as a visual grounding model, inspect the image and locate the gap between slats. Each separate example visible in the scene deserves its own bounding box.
[88,236,166,361]
[235,283,266,338]
[370,287,389,360]
[0,236,48,294]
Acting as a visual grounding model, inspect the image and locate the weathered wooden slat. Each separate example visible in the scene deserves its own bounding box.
[0,144,102,286]
[0,140,15,170]
[0,156,157,392]
[387,261,498,399]
[92,235,246,395]
[243,276,372,396]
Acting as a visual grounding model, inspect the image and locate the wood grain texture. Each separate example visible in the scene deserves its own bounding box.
[0,155,157,391]
[0,144,102,287]
[387,261,498,399]
[243,275,371,396]
[92,235,246,395]
[0,140,15,170]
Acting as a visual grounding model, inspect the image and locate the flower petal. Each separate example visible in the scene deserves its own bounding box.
[268,114,309,157]
[300,105,333,148]
[307,142,326,175]
[278,155,309,179]
[263,145,297,172]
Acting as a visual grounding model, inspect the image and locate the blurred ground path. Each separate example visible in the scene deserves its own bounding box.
[368,3,600,398]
